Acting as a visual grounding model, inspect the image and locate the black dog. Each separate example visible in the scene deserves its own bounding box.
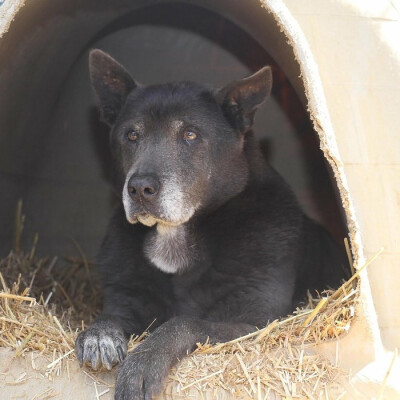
[76,49,346,400]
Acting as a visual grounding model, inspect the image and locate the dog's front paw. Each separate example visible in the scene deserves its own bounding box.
[115,348,170,400]
[75,320,127,370]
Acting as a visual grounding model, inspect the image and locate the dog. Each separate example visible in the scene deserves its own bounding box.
[75,49,347,400]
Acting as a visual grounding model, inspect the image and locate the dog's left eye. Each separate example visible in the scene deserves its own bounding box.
[183,131,197,141]
[127,130,138,141]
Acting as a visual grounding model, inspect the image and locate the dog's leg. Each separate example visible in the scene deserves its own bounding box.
[76,283,167,371]
[115,316,255,400]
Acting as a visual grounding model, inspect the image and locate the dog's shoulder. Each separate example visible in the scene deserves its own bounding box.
[213,166,303,238]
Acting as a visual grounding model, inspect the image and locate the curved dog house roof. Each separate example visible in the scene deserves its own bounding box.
[0,0,399,398]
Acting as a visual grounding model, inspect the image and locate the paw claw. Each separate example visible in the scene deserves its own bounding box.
[102,351,113,371]
[117,346,125,363]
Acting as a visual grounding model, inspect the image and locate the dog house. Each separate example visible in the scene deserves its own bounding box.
[0,0,399,398]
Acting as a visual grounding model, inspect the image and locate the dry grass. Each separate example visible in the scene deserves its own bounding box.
[0,207,375,399]
[0,247,371,399]
[0,250,147,383]
[166,286,356,399]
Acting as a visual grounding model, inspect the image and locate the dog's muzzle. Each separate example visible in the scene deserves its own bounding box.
[123,173,197,227]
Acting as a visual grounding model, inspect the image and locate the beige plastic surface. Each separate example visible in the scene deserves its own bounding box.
[280,0,400,352]
[263,1,400,397]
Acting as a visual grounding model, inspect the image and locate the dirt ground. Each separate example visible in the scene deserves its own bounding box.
[0,348,115,400]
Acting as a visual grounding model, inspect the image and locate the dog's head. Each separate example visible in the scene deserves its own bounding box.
[89,49,272,228]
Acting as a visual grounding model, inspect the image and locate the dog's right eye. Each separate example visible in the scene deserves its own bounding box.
[127,130,138,142]
[183,131,198,141]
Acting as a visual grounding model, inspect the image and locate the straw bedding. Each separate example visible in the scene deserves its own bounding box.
[0,235,364,399]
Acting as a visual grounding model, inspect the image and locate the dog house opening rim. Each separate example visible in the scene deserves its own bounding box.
[259,0,362,265]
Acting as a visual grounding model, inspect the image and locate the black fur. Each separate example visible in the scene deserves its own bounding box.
[75,49,347,400]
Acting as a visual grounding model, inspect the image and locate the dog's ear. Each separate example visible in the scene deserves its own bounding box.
[89,49,138,126]
[216,67,272,134]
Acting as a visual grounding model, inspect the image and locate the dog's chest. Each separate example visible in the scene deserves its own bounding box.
[143,225,198,274]
[143,224,225,314]
[171,267,239,318]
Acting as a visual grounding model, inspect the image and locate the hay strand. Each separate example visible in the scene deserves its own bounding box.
[303,297,328,327]
[179,369,225,391]
[0,293,35,303]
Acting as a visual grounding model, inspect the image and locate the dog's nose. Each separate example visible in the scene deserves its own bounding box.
[128,175,160,200]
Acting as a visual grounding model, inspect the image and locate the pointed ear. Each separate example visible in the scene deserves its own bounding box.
[89,49,137,126]
[216,66,272,134]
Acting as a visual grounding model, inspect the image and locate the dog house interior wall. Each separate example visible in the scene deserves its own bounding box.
[0,0,348,263]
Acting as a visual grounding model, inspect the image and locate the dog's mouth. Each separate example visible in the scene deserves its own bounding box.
[127,210,184,228]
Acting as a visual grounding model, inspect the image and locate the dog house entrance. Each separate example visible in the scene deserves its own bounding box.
[0,1,348,265]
